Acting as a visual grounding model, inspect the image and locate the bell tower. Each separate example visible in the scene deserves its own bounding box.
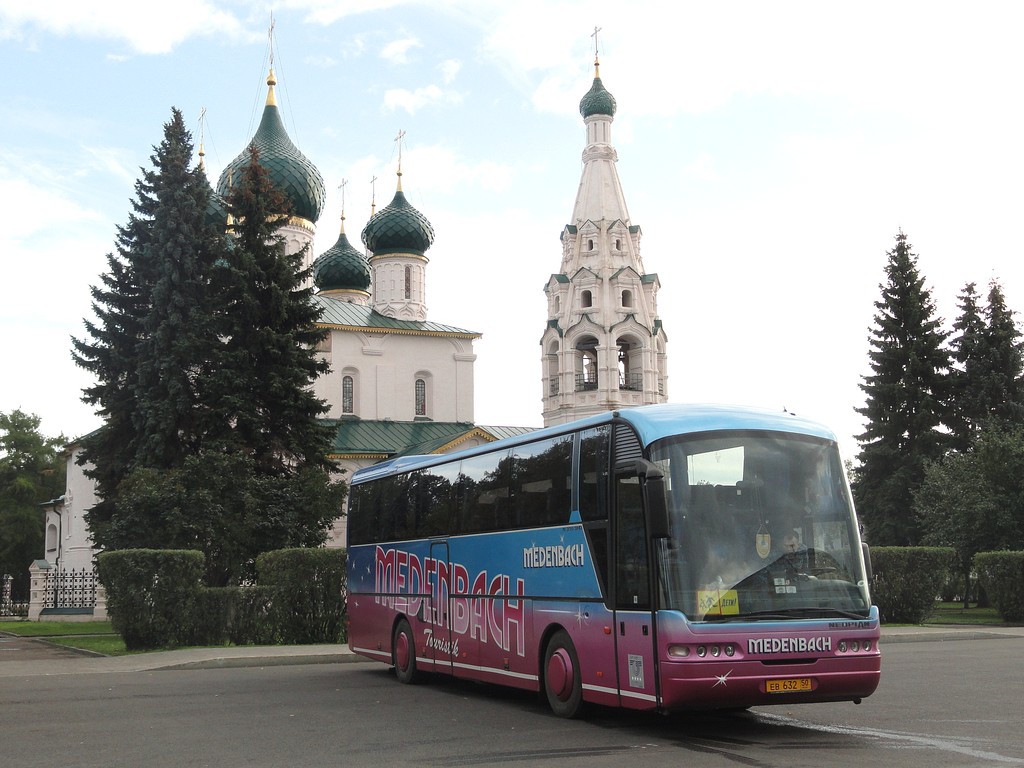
[541,38,669,426]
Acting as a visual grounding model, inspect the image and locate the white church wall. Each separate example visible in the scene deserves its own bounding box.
[315,328,475,423]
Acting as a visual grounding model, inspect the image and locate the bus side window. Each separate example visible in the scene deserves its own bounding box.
[615,473,649,609]
[459,451,511,534]
[511,435,573,528]
[579,427,611,596]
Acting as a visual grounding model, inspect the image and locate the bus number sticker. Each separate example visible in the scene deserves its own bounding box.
[628,654,644,688]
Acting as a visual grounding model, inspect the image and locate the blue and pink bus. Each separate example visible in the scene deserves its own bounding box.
[346,403,879,716]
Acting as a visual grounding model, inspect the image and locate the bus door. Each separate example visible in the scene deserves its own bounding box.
[426,539,454,675]
[612,471,659,710]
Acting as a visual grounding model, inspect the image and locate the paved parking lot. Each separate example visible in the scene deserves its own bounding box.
[0,632,93,662]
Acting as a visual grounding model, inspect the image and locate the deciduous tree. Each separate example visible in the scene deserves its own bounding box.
[0,411,66,599]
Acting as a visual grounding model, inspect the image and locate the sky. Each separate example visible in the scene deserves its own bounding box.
[3,0,1024,463]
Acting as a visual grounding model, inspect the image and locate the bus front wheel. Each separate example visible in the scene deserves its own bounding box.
[543,630,584,718]
[393,620,420,684]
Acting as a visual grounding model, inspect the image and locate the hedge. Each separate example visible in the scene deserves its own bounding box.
[257,548,347,644]
[869,546,954,624]
[96,549,204,650]
[974,551,1024,622]
[97,548,348,649]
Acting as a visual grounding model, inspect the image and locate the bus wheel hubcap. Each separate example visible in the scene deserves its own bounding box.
[396,632,410,670]
[547,648,574,700]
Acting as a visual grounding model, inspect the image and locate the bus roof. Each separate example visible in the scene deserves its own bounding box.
[349,403,837,485]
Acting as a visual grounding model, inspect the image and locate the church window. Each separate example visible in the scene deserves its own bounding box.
[581,290,593,308]
[617,338,642,391]
[547,341,560,396]
[342,376,354,414]
[404,266,412,300]
[615,238,621,250]
[415,378,427,416]
[554,295,560,313]
[588,239,595,251]
[575,337,599,391]
[622,289,633,308]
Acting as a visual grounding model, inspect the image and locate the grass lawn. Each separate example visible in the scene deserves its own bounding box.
[924,602,1006,626]
[0,619,140,656]
[46,635,138,656]
[0,620,115,636]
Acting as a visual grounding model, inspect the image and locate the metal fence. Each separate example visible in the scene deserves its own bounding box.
[1,573,28,617]
[40,567,98,610]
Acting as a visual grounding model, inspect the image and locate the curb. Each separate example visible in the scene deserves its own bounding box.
[160,653,371,670]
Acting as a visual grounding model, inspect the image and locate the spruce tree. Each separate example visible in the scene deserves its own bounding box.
[948,282,987,452]
[133,111,226,469]
[948,279,1024,450]
[73,115,344,585]
[980,280,1024,426]
[854,231,950,545]
[73,109,227,548]
[72,117,170,538]
[211,146,334,475]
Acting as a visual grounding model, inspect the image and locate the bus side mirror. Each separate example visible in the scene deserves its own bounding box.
[618,459,670,540]
[861,542,873,581]
[644,473,670,540]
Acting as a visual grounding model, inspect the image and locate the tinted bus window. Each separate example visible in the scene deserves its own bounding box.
[411,464,459,538]
[579,426,610,522]
[459,449,512,533]
[510,435,573,528]
[579,426,611,594]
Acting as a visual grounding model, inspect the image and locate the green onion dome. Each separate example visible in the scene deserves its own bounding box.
[205,191,229,229]
[216,69,326,224]
[313,222,370,292]
[579,61,617,118]
[361,181,435,256]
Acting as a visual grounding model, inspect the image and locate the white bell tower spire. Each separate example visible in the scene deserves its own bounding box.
[541,42,669,427]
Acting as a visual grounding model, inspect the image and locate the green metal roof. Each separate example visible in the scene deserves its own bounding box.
[361,189,434,256]
[313,230,370,291]
[579,76,617,118]
[217,102,326,223]
[326,419,535,458]
[314,295,480,337]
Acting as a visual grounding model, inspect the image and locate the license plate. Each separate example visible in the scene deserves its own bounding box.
[766,677,812,694]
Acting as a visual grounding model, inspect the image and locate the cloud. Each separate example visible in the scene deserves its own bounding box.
[383,84,461,114]
[0,170,104,240]
[287,0,409,26]
[439,59,461,84]
[380,36,420,64]
[0,0,253,54]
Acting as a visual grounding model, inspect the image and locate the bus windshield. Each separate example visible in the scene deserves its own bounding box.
[649,430,871,621]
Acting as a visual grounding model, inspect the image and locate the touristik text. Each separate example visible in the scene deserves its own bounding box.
[374,546,527,657]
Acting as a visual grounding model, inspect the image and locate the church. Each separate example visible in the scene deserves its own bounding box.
[32,48,668,616]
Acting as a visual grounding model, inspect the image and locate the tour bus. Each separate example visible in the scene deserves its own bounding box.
[346,403,880,717]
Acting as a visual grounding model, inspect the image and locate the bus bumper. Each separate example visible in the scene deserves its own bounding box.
[658,655,881,711]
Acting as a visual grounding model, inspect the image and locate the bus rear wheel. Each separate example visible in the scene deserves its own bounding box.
[543,630,584,718]
[393,619,420,684]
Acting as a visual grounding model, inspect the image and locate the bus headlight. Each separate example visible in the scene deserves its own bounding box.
[668,644,690,658]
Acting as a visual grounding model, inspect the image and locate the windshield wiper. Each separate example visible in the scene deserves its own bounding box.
[707,608,869,623]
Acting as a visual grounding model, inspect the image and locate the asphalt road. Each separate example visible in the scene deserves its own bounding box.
[2,635,1022,767]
